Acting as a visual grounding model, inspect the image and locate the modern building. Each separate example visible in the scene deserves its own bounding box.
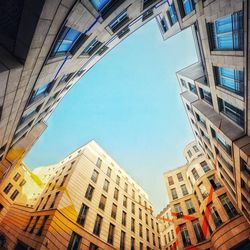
[162,141,250,249]
[0,140,162,250]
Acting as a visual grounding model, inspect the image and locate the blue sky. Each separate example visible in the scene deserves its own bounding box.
[25,19,197,213]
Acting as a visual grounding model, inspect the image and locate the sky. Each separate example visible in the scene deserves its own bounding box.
[24,19,197,214]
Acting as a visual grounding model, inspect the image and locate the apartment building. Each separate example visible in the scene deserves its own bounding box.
[0,140,162,249]
[163,141,250,249]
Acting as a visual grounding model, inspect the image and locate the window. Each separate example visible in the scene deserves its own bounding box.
[116,175,120,185]
[196,113,206,128]
[167,4,178,25]
[99,195,107,210]
[42,195,51,210]
[19,179,26,187]
[218,98,244,128]
[50,191,59,208]
[139,224,143,237]
[103,179,109,192]
[89,243,98,250]
[188,82,197,94]
[124,182,128,192]
[111,203,117,219]
[114,188,119,200]
[37,215,49,236]
[30,216,40,233]
[191,168,199,180]
[90,0,110,11]
[131,218,135,232]
[201,161,210,172]
[139,208,142,219]
[132,189,135,199]
[3,183,13,194]
[181,184,188,196]
[151,218,154,229]
[82,38,102,56]
[210,205,222,228]
[200,88,213,105]
[192,219,205,242]
[219,193,237,218]
[91,170,99,183]
[60,175,68,187]
[67,231,82,250]
[168,176,174,185]
[198,183,208,199]
[157,14,168,33]
[120,231,126,250]
[131,202,135,214]
[208,175,221,190]
[96,157,102,168]
[171,229,174,239]
[50,26,81,57]
[177,173,183,181]
[107,167,112,177]
[145,213,148,225]
[123,195,127,208]
[131,237,135,250]
[122,211,126,226]
[140,242,143,250]
[13,173,21,181]
[171,188,178,200]
[10,190,19,201]
[77,203,89,226]
[174,203,183,218]
[93,214,103,236]
[180,224,191,247]
[24,216,33,232]
[211,128,231,155]
[152,233,156,246]
[30,82,52,102]
[210,11,243,50]
[85,184,94,200]
[214,67,244,96]
[109,10,129,33]
[139,195,141,204]
[193,145,199,152]
[107,223,115,245]
[146,229,149,242]
[185,199,195,214]
[181,0,194,16]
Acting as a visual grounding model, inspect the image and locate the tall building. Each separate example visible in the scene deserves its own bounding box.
[162,141,250,249]
[0,140,162,250]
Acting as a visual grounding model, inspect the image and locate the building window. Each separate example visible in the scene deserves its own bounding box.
[24,216,33,232]
[89,243,98,250]
[120,231,126,250]
[181,184,188,196]
[218,98,244,128]
[13,173,21,181]
[99,195,107,210]
[77,203,89,226]
[210,11,243,50]
[214,66,244,96]
[168,176,174,185]
[116,175,120,185]
[208,175,221,190]
[107,223,115,245]
[50,191,59,208]
[96,157,102,168]
[171,188,178,200]
[30,216,40,234]
[3,183,13,194]
[111,203,117,219]
[181,79,187,88]
[174,203,183,218]
[140,242,143,250]
[37,215,49,236]
[192,219,205,242]
[180,223,191,247]
[131,218,135,232]
[210,205,223,228]
[122,211,126,226]
[151,218,154,229]
[131,237,135,250]
[201,161,210,172]
[219,193,237,218]
[167,4,178,25]
[19,179,26,187]
[145,213,148,225]
[187,150,192,158]
[50,26,81,57]
[191,168,199,180]
[146,229,150,242]
[139,195,141,204]
[157,14,168,33]
[139,208,142,220]
[114,188,119,200]
[131,202,135,214]
[139,224,143,237]
[107,167,112,177]
[132,189,135,199]
[30,82,52,102]
[90,0,110,11]
[109,10,129,33]
[67,232,82,250]
[123,195,127,208]
[211,128,231,155]
[200,88,213,105]
[103,179,110,192]
[82,38,102,56]
[93,214,103,236]
[181,0,194,16]
[188,82,197,94]
[124,182,128,192]
[91,170,99,183]
[10,190,19,201]
[85,184,94,200]
[177,173,183,181]
[198,183,208,199]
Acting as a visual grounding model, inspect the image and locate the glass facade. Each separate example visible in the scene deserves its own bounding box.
[182,0,194,16]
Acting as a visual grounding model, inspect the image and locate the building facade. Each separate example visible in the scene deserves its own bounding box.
[0,141,162,250]
[162,141,250,250]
